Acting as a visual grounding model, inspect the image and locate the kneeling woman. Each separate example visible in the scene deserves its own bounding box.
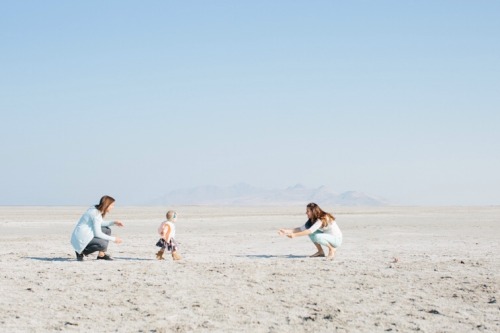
[279,202,342,259]
[70,195,124,261]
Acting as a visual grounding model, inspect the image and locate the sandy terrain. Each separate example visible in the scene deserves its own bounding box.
[0,205,498,332]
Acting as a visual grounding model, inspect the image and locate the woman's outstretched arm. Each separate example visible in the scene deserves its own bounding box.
[286,229,312,238]
[278,227,302,235]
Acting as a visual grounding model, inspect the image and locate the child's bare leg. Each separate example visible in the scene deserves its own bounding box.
[310,243,325,257]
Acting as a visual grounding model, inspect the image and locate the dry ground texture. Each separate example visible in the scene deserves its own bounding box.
[0,206,499,332]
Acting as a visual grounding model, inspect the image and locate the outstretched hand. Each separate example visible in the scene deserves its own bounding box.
[279,229,295,238]
[114,220,124,227]
[115,237,123,244]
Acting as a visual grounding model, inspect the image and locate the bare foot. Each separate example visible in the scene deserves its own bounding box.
[327,249,336,260]
[310,252,325,258]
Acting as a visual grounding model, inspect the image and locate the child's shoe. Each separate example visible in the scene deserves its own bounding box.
[172,251,182,261]
[156,250,165,260]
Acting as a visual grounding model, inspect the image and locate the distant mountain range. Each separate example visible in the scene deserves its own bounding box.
[149,183,388,206]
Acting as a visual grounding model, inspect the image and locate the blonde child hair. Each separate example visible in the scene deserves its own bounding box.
[166,210,176,221]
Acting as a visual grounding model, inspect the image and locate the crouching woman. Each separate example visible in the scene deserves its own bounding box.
[70,195,123,261]
[279,202,342,259]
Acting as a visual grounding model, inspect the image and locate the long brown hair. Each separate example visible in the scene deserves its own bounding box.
[307,202,335,228]
[95,195,115,218]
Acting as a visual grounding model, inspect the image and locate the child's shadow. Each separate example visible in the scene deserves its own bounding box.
[236,254,308,259]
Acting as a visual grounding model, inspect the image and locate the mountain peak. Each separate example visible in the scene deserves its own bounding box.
[151,184,387,206]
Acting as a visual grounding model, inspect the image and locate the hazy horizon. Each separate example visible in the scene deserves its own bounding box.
[1,1,499,206]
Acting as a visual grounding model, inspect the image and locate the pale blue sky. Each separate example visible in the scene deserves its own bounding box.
[1,1,499,205]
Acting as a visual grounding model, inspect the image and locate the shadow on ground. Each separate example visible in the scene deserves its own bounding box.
[235,254,308,259]
[25,257,74,262]
[26,256,154,262]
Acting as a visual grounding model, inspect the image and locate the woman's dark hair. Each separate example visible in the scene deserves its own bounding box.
[95,195,115,218]
[306,202,335,228]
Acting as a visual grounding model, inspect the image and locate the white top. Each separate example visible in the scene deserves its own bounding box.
[158,221,176,241]
[300,219,342,237]
[70,207,116,254]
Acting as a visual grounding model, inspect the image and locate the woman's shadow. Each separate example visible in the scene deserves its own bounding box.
[26,256,153,262]
[25,257,74,262]
[236,254,308,259]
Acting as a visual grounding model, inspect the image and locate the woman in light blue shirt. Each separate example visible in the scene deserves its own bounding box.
[70,195,124,261]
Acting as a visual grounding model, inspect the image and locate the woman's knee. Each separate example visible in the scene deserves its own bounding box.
[312,234,337,247]
[102,226,112,236]
[308,233,319,243]
[83,241,108,255]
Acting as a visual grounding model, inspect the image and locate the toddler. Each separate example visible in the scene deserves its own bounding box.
[155,210,181,260]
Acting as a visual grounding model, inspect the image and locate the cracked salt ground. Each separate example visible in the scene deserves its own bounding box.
[0,206,499,332]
